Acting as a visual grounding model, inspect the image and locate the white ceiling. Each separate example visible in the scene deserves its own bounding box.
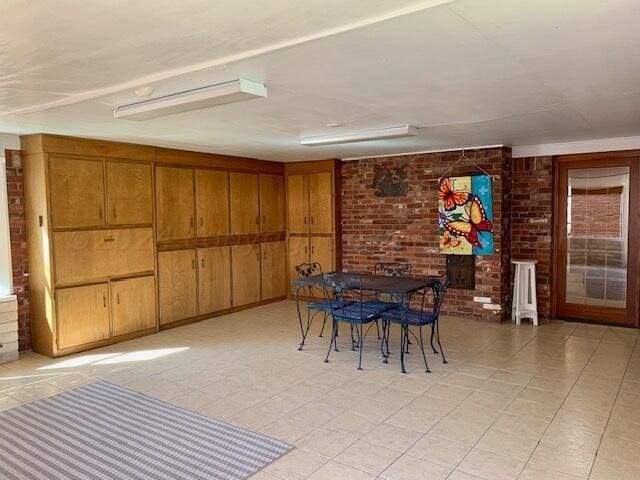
[0,0,639,161]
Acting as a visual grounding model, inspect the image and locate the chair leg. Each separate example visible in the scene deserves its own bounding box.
[430,324,438,353]
[319,312,328,337]
[375,319,381,340]
[399,325,408,374]
[324,319,337,363]
[435,319,447,364]
[357,323,365,370]
[380,320,388,360]
[418,326,431,373]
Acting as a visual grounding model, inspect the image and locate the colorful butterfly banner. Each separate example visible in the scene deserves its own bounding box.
[437,175,494,255]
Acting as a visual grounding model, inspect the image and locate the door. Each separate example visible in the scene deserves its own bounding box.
[231,244,261,307]
[156,166,195,241]
[49,156,105,228]
[106,161,153,225]
[196,170,230,237]
[310,236,334,273]
[309,172,333,234]
[56,284,110,350]
[261,241,286,300]
[556,157,639,326]
[198,246,232,314]
[259,174,285,232]
[230,173,260,234]
[288,236,310,294]
[158,249,197,325]
[111,276,157,336]
[287,174,309,234]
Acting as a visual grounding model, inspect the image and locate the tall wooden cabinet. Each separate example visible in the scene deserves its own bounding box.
[22,134,295,356]
[285,162,341,293]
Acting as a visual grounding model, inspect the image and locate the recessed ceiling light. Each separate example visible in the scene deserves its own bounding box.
[134,86,155,97]
[115,78,267,121]
[300,125,418,146]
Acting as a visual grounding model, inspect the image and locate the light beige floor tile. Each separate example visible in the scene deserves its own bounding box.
[447,471,484,480]
[491,414,549,439]
[475,429,539,461]
[407,434,471,467]
[307,460,375,480]
[517,464,585,480]
[429,417,491,445]
[296,427,360,458]
[380,455,452,480]
[457,448,525,480]
[590,456,640,480]
[326,411,381,436]
[264,449,327,480]
[334,440,401,475]
[528,443,595,478]
[363,422,422,453]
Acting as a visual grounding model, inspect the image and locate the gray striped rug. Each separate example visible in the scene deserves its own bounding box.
[0,381,292,480]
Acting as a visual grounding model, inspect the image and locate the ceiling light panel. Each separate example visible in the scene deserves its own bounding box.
[300,125,418,146]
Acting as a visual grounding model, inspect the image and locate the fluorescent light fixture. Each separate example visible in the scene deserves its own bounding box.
[114,78,267,120]
[300,125,418,146]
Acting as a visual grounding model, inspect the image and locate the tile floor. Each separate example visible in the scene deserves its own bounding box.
[2,300,640,479]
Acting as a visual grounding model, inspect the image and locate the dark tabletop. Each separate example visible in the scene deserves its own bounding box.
[293,271,439,295]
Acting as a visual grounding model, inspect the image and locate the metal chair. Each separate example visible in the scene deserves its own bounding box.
[296,262,353,338]
[381,274,449,374]
[322,273,389,370]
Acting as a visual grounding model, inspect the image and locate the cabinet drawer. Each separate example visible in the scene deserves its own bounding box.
[54,228,154,285]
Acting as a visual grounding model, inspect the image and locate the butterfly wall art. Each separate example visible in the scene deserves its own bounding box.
[437,175,494,255]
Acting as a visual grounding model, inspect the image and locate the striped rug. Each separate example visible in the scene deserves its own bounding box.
[0,381,292,480]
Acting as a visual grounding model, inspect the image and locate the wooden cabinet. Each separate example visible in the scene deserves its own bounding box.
[111,276,157,336]
[156,166,195,241]
[287,174,309,234]
[311,236,334,272]
[261,241,286,300]
[259,174,285,232]
[49,156,105,228]
[196,170,229,237]
[230,173,260,234]
[231,244,261,307]
[106,161,153,225]
[53,228,154,285]
[198,246,232,314]
[288,236,310,293]
[158,249,197,325]
[309,172,334,234]
[56,284,110,350]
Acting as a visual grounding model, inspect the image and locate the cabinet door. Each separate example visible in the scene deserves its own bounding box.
[261,241,286,300]
[49,156,105,228]
[230,173,260,234]
[196,170,230,237]
[310,236,334,272]
[111,276,157,336]
[56,284,110,350]
[158,249,197,325]
[198,247,231,314]
[156,167,195,241]
[106,161,153,225]
[231,244,261,307]
[309,172,334,234]
[54,228,154,285]
[288,236,310,294]
[287,175,309,234]
[259,174,285,232]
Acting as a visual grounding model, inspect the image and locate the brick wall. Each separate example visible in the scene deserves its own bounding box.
[341,147,512,321]
[510,156,554,319]
[4,149,31,351]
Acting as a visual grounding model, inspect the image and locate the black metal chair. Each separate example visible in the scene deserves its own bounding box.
[296,262,354,338]
[381,274,449,374]
[322,273,390,370]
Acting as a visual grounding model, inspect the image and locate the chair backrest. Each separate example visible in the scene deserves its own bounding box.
[296,262,323,278]
[430,274,450,316]
[374,262,412,277]
[322,273,364,314]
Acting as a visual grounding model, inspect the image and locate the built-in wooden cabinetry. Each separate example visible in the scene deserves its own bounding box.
[285,161,341,293]
[22,134,288,357]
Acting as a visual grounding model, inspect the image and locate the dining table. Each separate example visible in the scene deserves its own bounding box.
[292,271,441,356]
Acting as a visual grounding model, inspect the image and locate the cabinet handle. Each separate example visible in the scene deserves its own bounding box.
[201,258,204,268]
[99,208,103,219]
[311,245,315,254]
[263,251,267,260]
[113,207,117,219]
[311,216,314,224]
[190,217,194,228]
[200,217,203,227]
[103,237,115,242]
[304,216,307,225]
[255,216,259,225]
[192,259,195,269]
[256,252,261,261]
[103,295,107,308]
[116,293,120,305]
[304,246,308,254]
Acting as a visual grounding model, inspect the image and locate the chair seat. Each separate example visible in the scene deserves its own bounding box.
[382,307,437,326]
[361,300,398,311]
[307,299,354,312]
[331,303,387,324]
